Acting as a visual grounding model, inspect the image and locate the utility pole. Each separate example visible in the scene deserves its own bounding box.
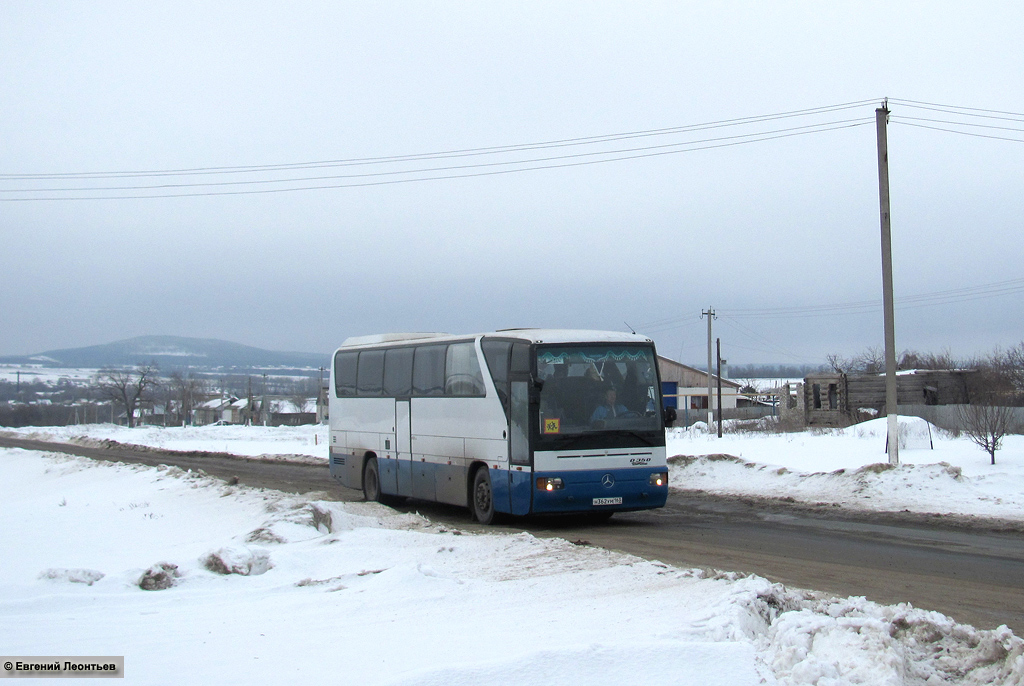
[262,373,268,427]
[701,308,716,427]
[716,338,723,438]
[876,100,899,465]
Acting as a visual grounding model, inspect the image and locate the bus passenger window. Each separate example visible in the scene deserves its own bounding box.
[357,350,385,396]
[445,342,485,396]
[334,351,358,397]
[384,347,413,397]
[413,345,447,396]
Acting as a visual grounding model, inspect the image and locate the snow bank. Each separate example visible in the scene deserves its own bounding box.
[1,447,1022,685]
[1,422,328,462]
[668,417,1024,521]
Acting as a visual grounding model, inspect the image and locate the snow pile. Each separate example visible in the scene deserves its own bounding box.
[668,417,1024,521]
[2,447,1022,685]
[1,422,328,462]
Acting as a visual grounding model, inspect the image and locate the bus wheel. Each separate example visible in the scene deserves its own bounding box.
[363,458,382,502]
[472,468,495,524]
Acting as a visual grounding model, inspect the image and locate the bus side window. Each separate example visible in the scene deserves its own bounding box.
[445,342,485,396]
[357,350,385,396]
[413,345,447,396]
[384,347,413,398]
[482,339,512,420]
[335,351,358,397]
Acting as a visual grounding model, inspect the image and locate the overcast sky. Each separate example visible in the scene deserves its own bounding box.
[2,2,1022,365]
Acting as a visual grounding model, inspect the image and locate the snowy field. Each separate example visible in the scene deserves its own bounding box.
[0,364,101,384]
[2,446,1023,685]
[666,417,1024,523]
[5,415,1024,522]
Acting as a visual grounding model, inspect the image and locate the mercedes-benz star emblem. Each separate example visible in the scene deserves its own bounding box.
[601,474,615,488]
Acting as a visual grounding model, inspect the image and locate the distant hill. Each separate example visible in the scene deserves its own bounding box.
[0,336,329,372]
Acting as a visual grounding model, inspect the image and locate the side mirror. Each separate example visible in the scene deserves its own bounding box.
[663,406,677,428]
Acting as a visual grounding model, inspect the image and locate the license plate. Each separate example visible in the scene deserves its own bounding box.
[592,497,622,506]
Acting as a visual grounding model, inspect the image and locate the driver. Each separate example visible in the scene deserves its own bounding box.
[590,385,629,423]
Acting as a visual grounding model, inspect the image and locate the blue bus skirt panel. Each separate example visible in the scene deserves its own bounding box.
[530,467,668,514]
[490,465,512,515]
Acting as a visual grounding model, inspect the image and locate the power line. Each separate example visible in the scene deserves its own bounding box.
[631,276,1024,335]
[891,115,1024,134]
[0,98,881,181]
[729,277,1024,319]
[0,119,873,201]
[5,96,1021,201]
[888,97,1024,120]
[0,117,873,194]
[717,315,807,362]
[891,121,1024,145]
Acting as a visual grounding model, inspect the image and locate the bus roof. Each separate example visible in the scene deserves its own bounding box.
[338,329,654,350]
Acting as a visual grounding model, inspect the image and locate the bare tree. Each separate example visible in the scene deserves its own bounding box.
[95,363,161,428]
[826,353,849,374]
[826,347,887,375]
[898,348,957,371]
[956,401,1018,465]
[168,371,205,426]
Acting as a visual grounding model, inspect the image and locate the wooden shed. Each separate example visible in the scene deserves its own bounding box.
[804,369,977,426]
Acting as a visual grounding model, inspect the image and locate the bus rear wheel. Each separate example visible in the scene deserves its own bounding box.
[363,458,382,502]
[472,467,495,524]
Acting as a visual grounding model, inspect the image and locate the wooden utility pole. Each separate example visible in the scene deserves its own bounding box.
[702,308,716,428]
[716,337,723,438]
[876,100,899,465]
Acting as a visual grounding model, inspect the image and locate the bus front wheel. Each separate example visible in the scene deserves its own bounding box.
[363,458,382,502]
[472,467,495,524]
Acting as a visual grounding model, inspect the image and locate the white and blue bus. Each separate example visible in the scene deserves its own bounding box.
[328,329,673,523]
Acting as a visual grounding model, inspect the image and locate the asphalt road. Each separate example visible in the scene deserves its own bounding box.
[4,435,1023,634]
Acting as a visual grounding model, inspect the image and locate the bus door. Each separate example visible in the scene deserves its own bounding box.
[507,342,533,515]
[508,379,532,515]
[395,399,413,496]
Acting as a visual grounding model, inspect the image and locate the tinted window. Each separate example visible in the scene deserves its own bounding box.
[357,350,385,396]
[413,345,447,396]
[334,351,358,397]
[482,339,512,419]
[511,342,531,375]
[445,342,485,396]
[384,347,413,397]
[481,339,511,386]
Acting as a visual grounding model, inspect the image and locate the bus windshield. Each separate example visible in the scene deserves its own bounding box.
[536,344,662,437]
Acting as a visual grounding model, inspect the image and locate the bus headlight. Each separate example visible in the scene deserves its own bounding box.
[536,477,564,491]
[649,472,668,487]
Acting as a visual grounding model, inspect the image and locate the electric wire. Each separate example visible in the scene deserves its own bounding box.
[0,118,874,194]
[0,119,873,201]
[891,121,1024,145]
[888,98,1024,120]
[891,115,1024,134]
[0,99,880,181]
[628,277,1024,340]
[717,315,808,362]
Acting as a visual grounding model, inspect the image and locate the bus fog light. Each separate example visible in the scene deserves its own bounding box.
[536,477,564,491]
[649,472,668,487]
